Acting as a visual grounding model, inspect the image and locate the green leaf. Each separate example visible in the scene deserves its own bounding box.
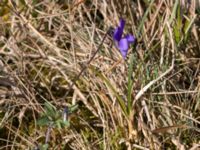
[44,102,56,118]
[69,104,79,113]
[39,144,49,150]
[61,120,70,127]
[37,116,51,126]
[56,120,62,129]
[55,119,70,129]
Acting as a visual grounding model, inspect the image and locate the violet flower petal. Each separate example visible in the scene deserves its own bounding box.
[113,27,122,41]
[119,18,125,30]
[113,18,135,59]
[113,19,125,41]
[118,38,129,58]
[125,34,135,43]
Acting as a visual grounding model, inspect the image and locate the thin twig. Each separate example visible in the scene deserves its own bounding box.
[64,27,112,97]
[45,123,53,145]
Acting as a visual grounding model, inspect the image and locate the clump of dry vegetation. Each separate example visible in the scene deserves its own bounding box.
[0,0,200,149]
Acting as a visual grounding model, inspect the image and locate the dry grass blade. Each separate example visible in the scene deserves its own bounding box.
[0,0,199,149]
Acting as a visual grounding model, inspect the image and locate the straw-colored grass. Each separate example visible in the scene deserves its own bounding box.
[0,0,200,149]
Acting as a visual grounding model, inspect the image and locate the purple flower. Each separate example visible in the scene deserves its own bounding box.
[113,19,135,59]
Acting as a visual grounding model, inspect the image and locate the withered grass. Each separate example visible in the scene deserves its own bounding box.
[0,0,200,149]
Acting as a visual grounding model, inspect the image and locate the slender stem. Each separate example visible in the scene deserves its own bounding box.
[65,28,112,96]
[63,106,68,122]
[45,123,53,144]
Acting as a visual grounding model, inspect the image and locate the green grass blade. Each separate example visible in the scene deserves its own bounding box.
[127,53,135,115]
[137,0,155,37]
[183,16,196,41]
[169,0,179,24]
[174,3,182,44]
[90,67,128,116]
